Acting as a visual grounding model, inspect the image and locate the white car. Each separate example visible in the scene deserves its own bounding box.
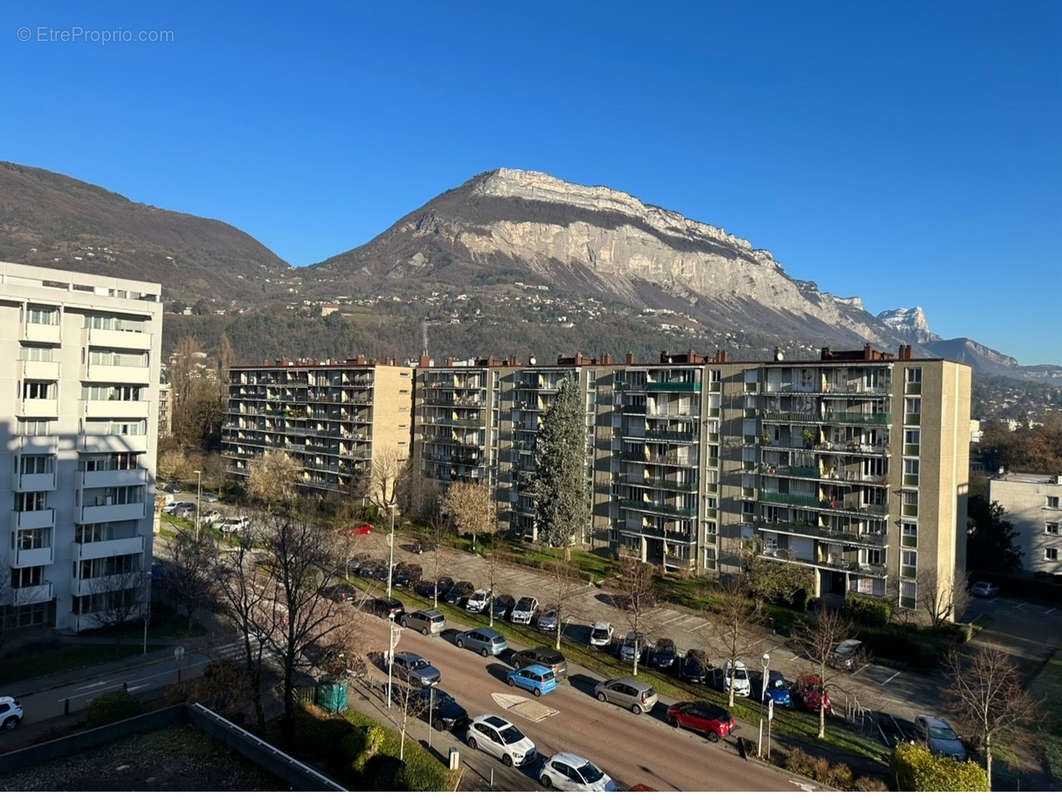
[0,697,24,730]
[511,596,539,625]
[466,589,492,614]
[589,621,614,648]
[466,714,537,767]
[539,752,616,791]
[723,660,751,697]
[162,501,181,514]
[219,516,250,533]
[970,581,1000,598]
[201,510,222,525]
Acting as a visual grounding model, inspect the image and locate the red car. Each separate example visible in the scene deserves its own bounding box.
[665,701,735,742]
[791,674,832,712]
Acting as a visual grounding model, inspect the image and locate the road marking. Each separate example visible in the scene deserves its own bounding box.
[851,664,868,677]
[790,654,801,661]
[74,680,109,692]
[1015,602,1028,610]
[1044,607,1057,616]
[687,620,711,633]
[126,682,151,692]
[490,692,558,722]
[880,670,901,686]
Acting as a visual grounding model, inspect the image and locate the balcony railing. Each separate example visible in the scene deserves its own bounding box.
[821,412,891,425]
[618,498,698,518]
[761,410,820,423]
[646,382,701,392]
[760,491,821,509]
[642,429,697,442]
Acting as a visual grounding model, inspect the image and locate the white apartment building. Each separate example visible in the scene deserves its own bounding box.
[0,261,162,633]
[989,472,1062,575]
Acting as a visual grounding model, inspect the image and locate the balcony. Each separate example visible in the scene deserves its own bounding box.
[84,363,151,385]
[78,501,146,525]
[761,410,819,423]
[84,327,151,351]
[20,398,58,418]
[17,434,58,454]
[13,544,54,567]
[78,433,149,452]
[822,412,891,425]
[761,491,821,509]
[19,360,60,381]
[13,581,53,606]
[642,429,697,443]
[73,534,144,561]
[77,467,149,489]
[22,322,61,344]
[83,400,150,418]
[822,382,892,396]
[12,508,55,529]
[618,498,698,518]
[17,471,56,491]
[646,382,701,392]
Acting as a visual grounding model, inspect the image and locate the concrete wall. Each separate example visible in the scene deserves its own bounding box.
[990,474,1062,575]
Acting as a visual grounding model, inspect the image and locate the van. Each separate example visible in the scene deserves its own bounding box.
[455,627,507,657]
[403,609,445,636]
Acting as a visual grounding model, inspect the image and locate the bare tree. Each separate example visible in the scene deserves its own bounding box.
[483,528,503,626]
[944,646,1038,788]
[171,335,201,421]
[194,658,253,719]
[707,576,766,708]
[396,457,440,523]
[917,568,970,628]
[248,450,302,507]
[158,449,193,483]
[89,568,147,630]
[258,507,348,743]
[213,533,278,726]
[610,551,658,676]
[546,559,584,650]
[370,445,404,508]
[442,479,495,552]
[423,515,450,609]
[385,672,431,761]
[793,608,852,739]
[216,332,236,403]
[167,529,217,630]
[0,558,12,650]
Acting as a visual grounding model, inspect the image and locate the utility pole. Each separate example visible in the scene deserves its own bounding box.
[386,613,401,708]
[194,469,202,543]
[758,652,770,758]
[386,501,396,600]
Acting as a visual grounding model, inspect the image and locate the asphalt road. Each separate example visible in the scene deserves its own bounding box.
[358,612,806,792]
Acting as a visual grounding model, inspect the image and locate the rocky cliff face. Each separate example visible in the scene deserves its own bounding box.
[877,306,939,343]
[305,168,907,348]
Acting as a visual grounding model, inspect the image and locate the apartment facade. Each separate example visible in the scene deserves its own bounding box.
[413,346,971,614]
[0,261,162,633]
[222,359,414,497]
[988,472,1062,575]
[158,384,172,437]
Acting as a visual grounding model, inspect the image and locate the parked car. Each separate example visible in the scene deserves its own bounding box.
[162,501,181,514]
[0,697,24,730]
[970,581,1000,598]
[666,701,735,742]
[403,687,469,732]
[414,580,438,599]
[445,581,474,606]
[390,651,441,687]
[646,638,678,670]
[594,677,658,715]
[492,594,516,621]
[320,583,357,603]
[828,639,866,672]
[915,715,967,761]
[531,607,556,633]
[674,649,709,684]
[174,502,197,518]
[372,598,405,620]
[791,674,832,712]
[619,632,652,664]
[723,660,752,697]
[506,664,558,697]
[466,588,493,613]
[218,516,249,533]
[510,647,568,679]
[162,482,183,493]
[410,538,436,554]
[201,509,222,525]
[466,714,536,768]
[356,559,382,578]
[201,492,219,503]
[393,562,422,588]
[511,596,539,625]
[402,608,445,636]
[589,621,615,649]
[150,562,167,582]
[539,752,616,791]
[371,563,391,582]
[760,670,794,708]
[455,627,508,657]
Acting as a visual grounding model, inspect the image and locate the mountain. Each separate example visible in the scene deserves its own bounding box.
[303,168,914,350]
[876,306,939,343]
[0,161,293,303]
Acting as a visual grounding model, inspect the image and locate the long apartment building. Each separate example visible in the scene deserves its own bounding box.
[222,359,414,496]
[988,472,1062,575]
[413,345,971,614]
[0,261,162,633]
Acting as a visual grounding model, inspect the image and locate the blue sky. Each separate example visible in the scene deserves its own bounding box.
[2,1,1059,363]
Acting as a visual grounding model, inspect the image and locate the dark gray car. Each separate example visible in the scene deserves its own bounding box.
[915,715,967,760]
[510,647,567,679]
[391,651,441,687]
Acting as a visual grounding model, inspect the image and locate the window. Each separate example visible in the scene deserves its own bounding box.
[1048,496,1060,510]
[15,492,48,512]
[27,306,59,325]
[81,384,142,401]
[1048,523,1060,535]
[19,455,54,474]
[83,314,145,333]
[1046,548,1059,562]
[901,550,917,578]
[11,565,44,588]
[899,580,916,609]
[22,381,55,400]
[19,345,57,362]
[12,527,51,551]
[902,521,918,548]
[88,349,148,368]
[17,419,51,436]
[902,490,918,517]
[905,367,922,388]
[905,397,921,424]
[82,419,147,436]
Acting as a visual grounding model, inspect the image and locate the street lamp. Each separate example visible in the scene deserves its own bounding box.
[758,652,770,757]
[386,501,397,601]
[193,469,202,542]
[386,609,402,708]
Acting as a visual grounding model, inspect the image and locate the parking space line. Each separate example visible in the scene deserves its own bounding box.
[790,654,801,661]
[1044,607,1057,616]
[851,664,868,677]
[1015,602,1028,610]
[687,620,711,633]
[880,670,901,686]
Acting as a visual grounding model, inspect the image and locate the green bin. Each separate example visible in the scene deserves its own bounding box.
[316,682,349,713]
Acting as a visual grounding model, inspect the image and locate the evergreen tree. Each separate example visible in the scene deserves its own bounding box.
[967,495,1022,575]
[533,377,588,550]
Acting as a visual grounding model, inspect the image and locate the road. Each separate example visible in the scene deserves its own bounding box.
[357,612,805,791]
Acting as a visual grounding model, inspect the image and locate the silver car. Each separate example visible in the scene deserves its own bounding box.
[402,609,445,636]
[593,677,658,715]
[455,627,508,657]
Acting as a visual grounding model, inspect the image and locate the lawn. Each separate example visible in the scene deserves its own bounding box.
[1029,650,1062,780]
[0,641,164,684]
[78,600,206,639]
[351,576,892,765]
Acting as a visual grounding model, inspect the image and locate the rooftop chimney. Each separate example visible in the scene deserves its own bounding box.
[625,352,634,365]
[418,354,431,368]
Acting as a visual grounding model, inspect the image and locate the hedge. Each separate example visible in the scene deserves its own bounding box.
[86,689,142,727]
[844,594,894,627]
[891,741,989,791]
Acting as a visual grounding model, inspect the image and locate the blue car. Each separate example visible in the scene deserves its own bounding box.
[506,664,558,697]
[762,670,794,708]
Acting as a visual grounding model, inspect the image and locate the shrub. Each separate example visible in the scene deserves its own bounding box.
[853,775,890,791]
[352,724,385,773]
[86,690,141,727]
[845,594,893,626]
[812,756,831,783]
[827,762,854,789]
[785,747,818,778]
[891,741,989,791]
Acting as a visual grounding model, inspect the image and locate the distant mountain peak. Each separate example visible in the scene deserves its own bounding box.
[877,306,939,343]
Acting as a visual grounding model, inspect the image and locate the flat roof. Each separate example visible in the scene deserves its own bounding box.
[992,472,1062,485]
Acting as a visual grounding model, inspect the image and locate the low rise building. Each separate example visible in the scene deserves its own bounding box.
[988,472,1062,575]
